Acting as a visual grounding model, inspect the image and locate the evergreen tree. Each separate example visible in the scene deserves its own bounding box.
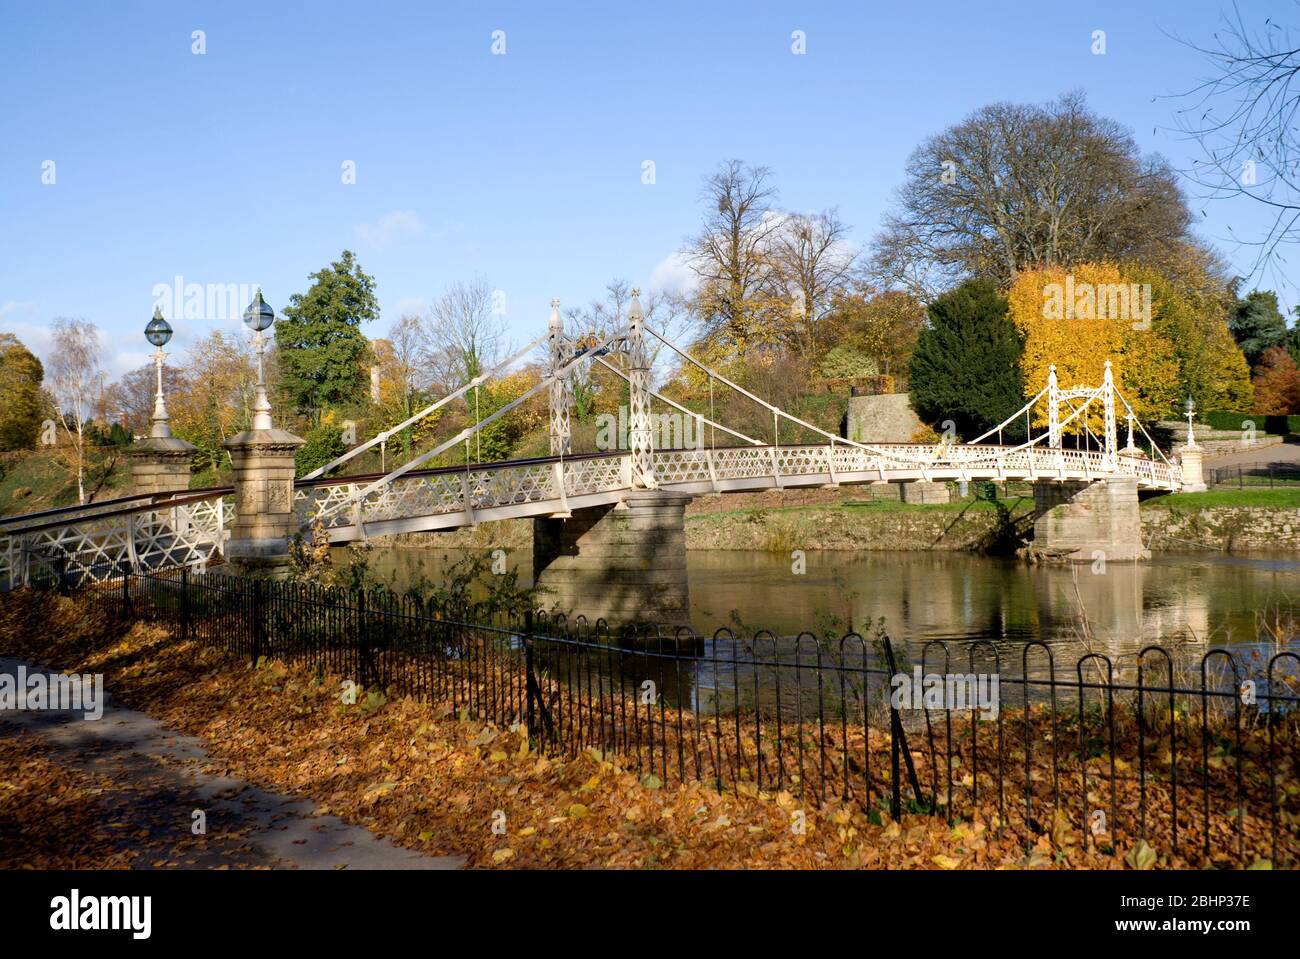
[1229,290,1287,368]
[277,250,378,423]
[909,278,1025,440]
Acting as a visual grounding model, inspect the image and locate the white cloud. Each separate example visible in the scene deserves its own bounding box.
[356,210,426,247]
[649,251,698,296]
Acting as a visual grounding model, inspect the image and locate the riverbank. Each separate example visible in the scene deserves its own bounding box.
[378,487,1300,554]
[0,589,1081,869]
[2,587,1287,869]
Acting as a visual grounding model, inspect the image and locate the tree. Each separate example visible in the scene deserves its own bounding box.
[767,208,857,355]
[1007,263,1180,429]
[871,92,1192,296]
[685,160,784,352]
[104,362,186,437]
[1229,290,1288,368]
[166,330,260,473]
[1251,346,1300,414]
[0,334,47,451]
[908,278,1026,440]
[1123,265,1253,413]
[565,280,695,420]
[1172,7,1300,283]
[277,250,378,423]
[46,318,103,503]
[373,314,436,458]
[421,276,507,387]
[825,286,926,382]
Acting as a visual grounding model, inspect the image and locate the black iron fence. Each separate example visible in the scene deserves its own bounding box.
[1207,465,1300,489]
[26,559,1300,868]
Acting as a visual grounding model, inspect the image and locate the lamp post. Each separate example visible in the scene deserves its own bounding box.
[1184,397,1197,450]
[243,289,275,430]
[144,307,174,438]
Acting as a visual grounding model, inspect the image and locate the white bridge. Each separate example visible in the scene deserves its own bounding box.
[0,291,1185,588]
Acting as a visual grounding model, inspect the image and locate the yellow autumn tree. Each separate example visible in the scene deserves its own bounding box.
[1008,263,1180,435]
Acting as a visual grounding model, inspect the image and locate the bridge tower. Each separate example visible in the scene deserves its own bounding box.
[1102,360,1118,467]
[547,299,571,456]
[625,290,656,490]
[532,290,693,636]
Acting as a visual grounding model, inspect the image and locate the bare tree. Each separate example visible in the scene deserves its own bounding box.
[1170,3,1300,287]
[686,160,783,344]
[565,280,697,419]
[46,318,102,503]
[373,313,427,457]
[768,208,858,355]
[870,92,1192,296]
[421,277,508,387]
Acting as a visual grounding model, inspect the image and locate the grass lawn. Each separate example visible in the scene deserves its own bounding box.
[1143,487,1300,509]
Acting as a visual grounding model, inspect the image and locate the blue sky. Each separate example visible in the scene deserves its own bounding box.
[0,0,1287,378]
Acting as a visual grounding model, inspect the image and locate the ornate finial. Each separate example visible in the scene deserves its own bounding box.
[630,287,641,298]
[550,298,560,309]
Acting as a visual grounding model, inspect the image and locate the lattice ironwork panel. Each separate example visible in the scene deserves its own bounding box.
[564,455,627,495]
[653,450,711,484]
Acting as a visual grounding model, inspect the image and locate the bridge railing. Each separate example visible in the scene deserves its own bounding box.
[0,490,232,589]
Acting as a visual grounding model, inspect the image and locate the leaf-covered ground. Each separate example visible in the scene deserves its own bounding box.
[0,589,1292,869]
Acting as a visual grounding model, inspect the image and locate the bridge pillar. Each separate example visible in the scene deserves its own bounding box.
[221,428,305,576]
[1178,446,1207,492]
[900,480,950,504]
[532,490,692,639]
[127,437,195,496]
[1031,476,1148,562]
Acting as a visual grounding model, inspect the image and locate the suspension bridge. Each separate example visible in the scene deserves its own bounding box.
[0,290,1194,624]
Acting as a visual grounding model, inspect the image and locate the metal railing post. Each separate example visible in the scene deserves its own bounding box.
[524,609,537,742]
[251,577,264,668]
[180,566,190,640]
[120,560,131,617]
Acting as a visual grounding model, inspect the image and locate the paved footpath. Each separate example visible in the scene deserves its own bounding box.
[0,657,464,870]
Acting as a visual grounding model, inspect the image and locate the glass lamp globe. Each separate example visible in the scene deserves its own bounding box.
[144,307,173,347]
[243,289,275,332]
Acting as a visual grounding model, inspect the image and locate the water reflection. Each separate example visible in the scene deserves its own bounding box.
[358,546,1300,693]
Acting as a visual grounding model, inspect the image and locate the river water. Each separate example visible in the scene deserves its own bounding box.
[357,546,1300,663]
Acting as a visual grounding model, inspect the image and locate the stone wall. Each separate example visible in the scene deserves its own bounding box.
[845,393,924,443]
[1141,506,1300,552]
[374,497,1300,556]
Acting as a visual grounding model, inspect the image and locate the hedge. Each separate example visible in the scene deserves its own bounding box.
[1201,411,1300,435]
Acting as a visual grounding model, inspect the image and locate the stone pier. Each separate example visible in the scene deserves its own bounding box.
[1031,476,1148,562]
[222,428,305,576]
[127,435,195,497]
[532,490,692,638]
[1178,445,1207,492]
[900,480,950,504]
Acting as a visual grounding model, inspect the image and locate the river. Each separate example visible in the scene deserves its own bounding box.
[355,546,1300,662]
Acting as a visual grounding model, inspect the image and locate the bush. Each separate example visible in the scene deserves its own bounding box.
[295,423,347,477]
